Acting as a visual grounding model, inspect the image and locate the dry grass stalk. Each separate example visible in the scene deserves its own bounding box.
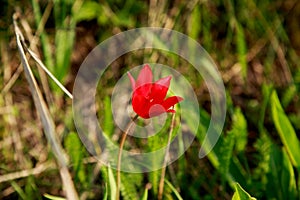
[13,13,78,200]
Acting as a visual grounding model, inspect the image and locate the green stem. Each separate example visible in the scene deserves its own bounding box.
[116,115,138,200]
[158,112,176,200]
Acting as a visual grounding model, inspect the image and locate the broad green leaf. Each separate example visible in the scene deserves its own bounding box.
[232,183,256,200]
[271,91,300,168]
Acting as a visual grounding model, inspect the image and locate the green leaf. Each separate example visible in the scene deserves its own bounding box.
[259,84,273,132]
[281,149,297,199]
[232,183,256,200]
[103,183,108,200]
[218,130,235,186]
[141,187,148,200]
[44,194,66,200]
[53,0,76,83]
[236,23,247,79]
[64,132,86,186]
[54,29,75,82]
[271,91,300,168]
[103,96,114,136]
[188,4,201,39]
[11,181,28,200]
[231,108,247,152]
[74,1,102,22]
[165,179,183,200]
[107,165,116,200]
[31,0,55,74]
[266,145,297,200]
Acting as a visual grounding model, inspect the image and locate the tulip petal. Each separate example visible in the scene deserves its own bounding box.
[155,75,171,88]
[134,83,152,98]
[136,64,153,88]
[132,94,150,118]
[148,104,166,118]
[162,96,184,110]
[127,72,136,90]
[151,76,171,102]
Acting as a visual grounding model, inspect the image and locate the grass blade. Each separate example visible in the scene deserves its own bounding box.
[107,165,117,200]
[271,91,300,168]
[44,194,66,200]
[141,188,148,200]
[165,179,183,200]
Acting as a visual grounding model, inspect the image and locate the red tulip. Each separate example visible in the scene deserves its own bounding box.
[127,64,183,119]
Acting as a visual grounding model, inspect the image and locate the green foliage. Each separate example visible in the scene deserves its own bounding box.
[107,166,117,200]
[31,0,54,76]
[218,129,235,186]
[103,96,114,137]
[44,194,66,200]
[31,0,77,93]
[230,108,248,153]
[73,1,103,23]
[101,166,117,200]
[266,145,297,199]
[11,181,28,200]
[188,4,201,40]
[141,186,149,200]
[120,173,142,200]
[271,91,300,168]
[3,0,300,199]
[235,23,247,79]
[232,183,256,200]
[64,132,87,189]
[53,0,76,82]
[165,180,183,200]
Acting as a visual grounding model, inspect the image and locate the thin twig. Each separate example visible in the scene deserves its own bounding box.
[0,162,55,183]
[1,65,23,94]
[158,111,176,200]
[116,114,138,200]
[2,4,52,95]
[26,48,73,99]
[20,5,54,105]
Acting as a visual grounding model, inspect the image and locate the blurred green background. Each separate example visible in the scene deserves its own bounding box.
[0,0,300,199]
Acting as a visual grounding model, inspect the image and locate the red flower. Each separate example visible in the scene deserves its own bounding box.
[127,64,183,119]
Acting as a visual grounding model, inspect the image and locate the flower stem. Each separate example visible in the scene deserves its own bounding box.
[116,114,138,200]
[158,112,176,200]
